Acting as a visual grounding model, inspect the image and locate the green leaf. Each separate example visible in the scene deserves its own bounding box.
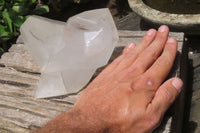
[0,5,3,11]
[0,47,4,56]
[0,24,6,34]
[0,11,2,17]
[12,5,29,15]
[13,2,26,6]
[0,19,4,23]
[12,5,21,13]
[0,32,13,39]
[11,0,26,3]
[21,0,36,6]
[12,0,36,6]
[30,0,36,5]
[0,24,10,38]
[2,9,13,33]
[24,15,30,20]
[0,0,4,5]
[12,16,24,28]
[4,1,12,9]
[33,5,49,15]
[17,0,26,2]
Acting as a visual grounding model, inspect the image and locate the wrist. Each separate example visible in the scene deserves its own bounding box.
[67,108,107,133]
[37,108,107,133]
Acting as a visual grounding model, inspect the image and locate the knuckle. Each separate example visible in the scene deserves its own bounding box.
[156,33,166,41]
[140,35,153,45]
[127,50,138,57]
[127,65,144,77]
[146,48,158,59]
[133,64,144,74]
[131,79,140,91]
[142,35,150,42]
[148,114,161,129]
[162,87,173,102]
[112,56,122,64]
[123,51,137,62]
[163,85,177,104]
[158,56,171,66]
[131,76,153,91]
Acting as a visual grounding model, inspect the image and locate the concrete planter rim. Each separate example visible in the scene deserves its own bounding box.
[128,0,200,28]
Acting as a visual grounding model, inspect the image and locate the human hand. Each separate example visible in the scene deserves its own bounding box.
[37,25,183,133]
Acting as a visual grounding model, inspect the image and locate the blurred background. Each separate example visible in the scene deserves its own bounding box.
[0,0,132,56]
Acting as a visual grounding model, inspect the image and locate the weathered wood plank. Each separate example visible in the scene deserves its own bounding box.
[187,52,200,133]
[0,30,185,133]
[0,67,39,86]
[0,44,40,73]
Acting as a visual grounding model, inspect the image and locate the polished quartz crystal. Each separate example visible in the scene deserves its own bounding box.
[20,8,118,98]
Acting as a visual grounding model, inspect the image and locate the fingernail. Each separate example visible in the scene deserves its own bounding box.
[147,29,155,36]
[172,78,183,91]
[167,38,176,43]
[128,43,135,49]
[158,25,168,32]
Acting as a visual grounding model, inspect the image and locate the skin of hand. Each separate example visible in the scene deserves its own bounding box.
[37,25,183,133]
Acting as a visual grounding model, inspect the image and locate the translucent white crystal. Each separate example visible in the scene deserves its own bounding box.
[20,8,119,98]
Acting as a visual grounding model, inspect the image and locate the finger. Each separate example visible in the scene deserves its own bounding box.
[130,26,169,75]
[87,42,136,89]
[113,29,157,74]
[101,42,136,76]
[119,26,170,80]
[146,78,182,118]
[122,43,136,54]
[142,37,178,89]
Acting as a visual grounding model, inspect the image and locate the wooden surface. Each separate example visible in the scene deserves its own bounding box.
[187,53,200,133]
[184,36,200,133]
[0,31,185,133]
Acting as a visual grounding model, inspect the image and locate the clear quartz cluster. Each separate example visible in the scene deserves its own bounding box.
[20,8,119,98]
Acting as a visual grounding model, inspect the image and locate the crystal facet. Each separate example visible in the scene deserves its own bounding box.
[20,8,118,98]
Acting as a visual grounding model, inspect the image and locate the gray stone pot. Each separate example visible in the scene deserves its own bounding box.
[128,0,200,33]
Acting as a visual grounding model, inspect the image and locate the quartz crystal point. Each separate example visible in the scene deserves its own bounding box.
[20,8,119,98]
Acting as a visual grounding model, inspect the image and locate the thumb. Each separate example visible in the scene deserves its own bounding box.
[148,78,183,117]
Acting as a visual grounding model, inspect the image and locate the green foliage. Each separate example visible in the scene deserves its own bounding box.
[33,5,49,15]
[0,0,49,54]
